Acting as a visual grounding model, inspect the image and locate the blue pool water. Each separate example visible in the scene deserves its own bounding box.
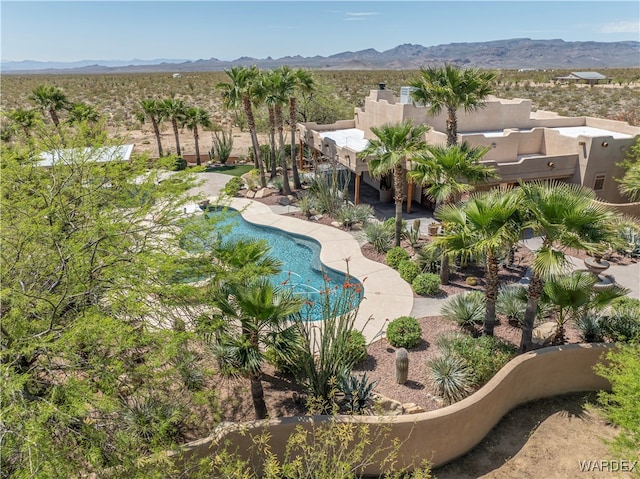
[205,208,362,320]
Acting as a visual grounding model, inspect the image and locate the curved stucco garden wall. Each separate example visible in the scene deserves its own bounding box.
[174,343,614,475]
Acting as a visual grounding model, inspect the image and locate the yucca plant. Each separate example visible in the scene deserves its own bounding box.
[440,291,485,333]
[575,313,605,343]
[427,354,471,405]
[364,222,393,253]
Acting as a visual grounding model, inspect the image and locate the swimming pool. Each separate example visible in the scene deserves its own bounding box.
[205,208,362,320]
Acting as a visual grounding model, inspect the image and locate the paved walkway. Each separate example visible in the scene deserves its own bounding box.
[189,172,640,343]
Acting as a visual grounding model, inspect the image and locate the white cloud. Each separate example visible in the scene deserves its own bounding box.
[600,21,640,34]
[346,11,380,17]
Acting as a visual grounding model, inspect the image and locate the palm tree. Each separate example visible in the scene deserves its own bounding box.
[430,188,522,336]
[183,107,212,166]
[516,181,621,352]
[161,98,186,157]
[6,108,40,138]
[359,121,429,246]
[287,67,316,189]
[137,99,165,157]
[257,71,279,180]
[217,66,267,187]
[410,64,497,146]
[409,142,498,284]
[29,85,69,127]
[66,103,101,125]
[212,278,304,420]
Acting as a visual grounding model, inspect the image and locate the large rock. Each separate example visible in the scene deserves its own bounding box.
[245,190,255,198]
[278,197,290,206]
[532,320,557,345]
[254,187,273,199]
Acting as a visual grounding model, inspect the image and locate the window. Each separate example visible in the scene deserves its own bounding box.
[593,174,606,191]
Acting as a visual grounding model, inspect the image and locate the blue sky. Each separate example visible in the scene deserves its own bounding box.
[1,1,639,62]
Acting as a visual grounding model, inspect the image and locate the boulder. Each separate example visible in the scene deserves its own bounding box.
[532,320,557,345]
[254,187,273,199]
[245,190,255,198]
[279,197,290,206]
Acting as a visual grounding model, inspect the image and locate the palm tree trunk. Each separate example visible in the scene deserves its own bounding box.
[268,105,277,179]
[276,105,292,195]
[193,125,201,166]
[250,374,268,420]
[243,95,266,188]
[519,273,544,353]
[151,117,163,157]
[171,119,182,156]
[483,251,499,336]
[289,97,302,189]
[393,164,404,247]
[446,107,458,146]
[49,108,60,127]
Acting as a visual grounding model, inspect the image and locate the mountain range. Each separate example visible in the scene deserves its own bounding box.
[2,38,639,74]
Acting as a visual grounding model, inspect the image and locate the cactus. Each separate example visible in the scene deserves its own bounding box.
[395,347,409,384]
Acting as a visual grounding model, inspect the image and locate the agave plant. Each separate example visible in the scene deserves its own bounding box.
[339,372,378,414]
[364,222,393,253]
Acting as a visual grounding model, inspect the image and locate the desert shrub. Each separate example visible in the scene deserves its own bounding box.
[386,316,422,349]
[440,291,485,330]
[601,306,640,342]
[244,168,261,190]
[465,276,478,286]
[436,333,516,387]
[496,285,527,325]
[345,330,368,364]
[210,128,233,164]
[426,354,471,405]
[575,313,605,343]
[595,344,640,462]
[412,273,440,296]
[171,156,187,171]
[383,216,406,234]
[334,204,373,229]
[398,260,421,284]
[122,395,184,445]
[270,177,284,193]
[307,175,345,215]
[364,222,393,253]
[223,176,244,197]
[386,246,410,269]
[298,194,314,218]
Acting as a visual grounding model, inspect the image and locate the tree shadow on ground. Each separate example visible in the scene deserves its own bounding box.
[432,392,596,479]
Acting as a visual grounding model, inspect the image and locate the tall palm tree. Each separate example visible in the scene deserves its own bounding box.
[137,99,165,157]
[257,71,279,180]
[6,108,40,138]
[183,107,212,166]
[287,67,315,189]
[409,142,498,284]
[359,121,429,246]
[212,278,304,420]
[161,98,186,157]
[217,66,267,187]
[29,85,69,127]
[516,181,621,352]
[429,188,521,336]
[410,64,497,146]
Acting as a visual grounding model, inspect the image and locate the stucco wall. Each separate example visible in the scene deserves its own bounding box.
[173,343,614,475]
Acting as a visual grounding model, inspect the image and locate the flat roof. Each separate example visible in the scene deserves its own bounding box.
[318,128,369,152]
[460,129,534,138]
[552,127,632,140]
[39,144,134,167]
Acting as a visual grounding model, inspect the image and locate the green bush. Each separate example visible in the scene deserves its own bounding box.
[386,246,410,269]
[436,333,517,387]
[386,316,422,349]
[345,330,368,364]
[412,273,440,296]
[398,260,421,283]
[335,204,373,229]
[364,222,393,253]
[171,157,187,171]
[223,176,244,197]
[601,306,640,342]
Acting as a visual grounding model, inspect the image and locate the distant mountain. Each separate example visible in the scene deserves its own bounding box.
[2,39,638,74]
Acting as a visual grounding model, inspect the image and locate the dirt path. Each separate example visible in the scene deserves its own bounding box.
[433,392,628,479]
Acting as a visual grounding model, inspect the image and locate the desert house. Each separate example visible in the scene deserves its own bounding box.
[297,85,640,214]
[553,71,609,85]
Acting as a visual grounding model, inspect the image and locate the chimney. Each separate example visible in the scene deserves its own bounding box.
[378,82,386,90]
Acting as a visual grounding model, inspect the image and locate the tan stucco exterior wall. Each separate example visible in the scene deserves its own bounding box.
[173,343,614,475]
